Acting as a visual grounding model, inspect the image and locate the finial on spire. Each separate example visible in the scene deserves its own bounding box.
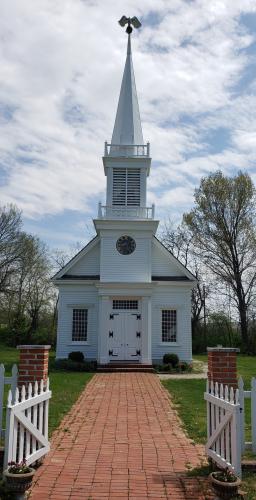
[118,16,142,34]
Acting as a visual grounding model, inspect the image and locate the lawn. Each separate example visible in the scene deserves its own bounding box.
[163,354,256,445]
[163,355,256,500]
[0,343,94,436]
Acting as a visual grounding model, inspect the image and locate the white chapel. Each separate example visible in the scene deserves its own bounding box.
[53,19,196,367]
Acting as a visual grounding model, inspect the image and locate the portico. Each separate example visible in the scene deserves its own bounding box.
[97,284,154,365]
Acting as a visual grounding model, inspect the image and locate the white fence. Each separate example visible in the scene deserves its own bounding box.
[3,379,51,469]
[238,376,256,453]
[204,380,242,477]
[0,364,18,440]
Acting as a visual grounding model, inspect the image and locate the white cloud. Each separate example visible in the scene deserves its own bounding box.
[0,0,255,242]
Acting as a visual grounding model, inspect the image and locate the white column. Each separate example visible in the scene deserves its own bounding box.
[98,295,110,365]
[141,296,152,364]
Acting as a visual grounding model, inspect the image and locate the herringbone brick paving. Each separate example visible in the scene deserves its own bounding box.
[29,373,214,499]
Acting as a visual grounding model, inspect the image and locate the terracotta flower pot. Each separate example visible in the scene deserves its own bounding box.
[210,472,241,499]
[3,467,35,495]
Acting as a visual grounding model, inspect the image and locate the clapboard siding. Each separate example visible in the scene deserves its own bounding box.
[151,286,192,362]
[152,239,183,276]
[66,242,100,275]
[100,232,151,282]
[56,285,98,359]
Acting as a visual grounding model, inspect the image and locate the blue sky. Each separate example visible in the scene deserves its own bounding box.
[0,1,256,251]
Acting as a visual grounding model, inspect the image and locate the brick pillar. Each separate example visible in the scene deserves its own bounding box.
[207,346,240,388]
[17,345,51,388]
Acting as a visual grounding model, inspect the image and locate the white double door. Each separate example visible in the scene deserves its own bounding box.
[108,311,142,361]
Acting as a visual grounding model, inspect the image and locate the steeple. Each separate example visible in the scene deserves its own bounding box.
[99,17,154,222]
[111,33,144,146]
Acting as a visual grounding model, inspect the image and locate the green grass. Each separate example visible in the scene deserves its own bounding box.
[164,355,256,499]
[163,379,207,443]
[163,354,255,445]
[0,342,94,436]
[48,370,93,435]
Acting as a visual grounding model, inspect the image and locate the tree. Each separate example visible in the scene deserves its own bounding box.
[184,171,256,350]
[9,234,55,343]
[0,205,22,293]
[161,221,209,336]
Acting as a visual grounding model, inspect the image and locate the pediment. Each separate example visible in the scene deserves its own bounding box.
[52,236,100,280]
[152,237,196,281]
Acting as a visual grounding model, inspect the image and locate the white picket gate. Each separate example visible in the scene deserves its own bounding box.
[3,379,52,469]
[238,376,256,454]
[204,380,242,477]
[0,364,18,440]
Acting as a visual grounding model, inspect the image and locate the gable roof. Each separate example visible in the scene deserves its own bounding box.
[52,235,99,281]
[52,234,196,283]
[153,236,197,281]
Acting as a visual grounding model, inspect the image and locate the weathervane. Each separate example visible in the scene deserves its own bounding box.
[118,16,141,34]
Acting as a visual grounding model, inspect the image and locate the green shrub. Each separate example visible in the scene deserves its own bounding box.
[54,358,96,372]
[163,353,179,367]
[179,361,192,372]
[68,351,84,362]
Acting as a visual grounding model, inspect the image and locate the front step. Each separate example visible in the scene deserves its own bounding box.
[98,363,155,373]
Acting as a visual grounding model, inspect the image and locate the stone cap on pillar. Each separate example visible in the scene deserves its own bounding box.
[207,347,240,353]
[17,345,51,350]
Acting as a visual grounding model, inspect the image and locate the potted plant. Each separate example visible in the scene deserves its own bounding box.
[210,467,241,499]
[3,460,35,499]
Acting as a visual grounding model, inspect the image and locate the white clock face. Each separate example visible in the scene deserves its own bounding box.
[116,235,136,255]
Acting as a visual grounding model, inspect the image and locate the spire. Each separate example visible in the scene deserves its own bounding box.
[111,29,144,146]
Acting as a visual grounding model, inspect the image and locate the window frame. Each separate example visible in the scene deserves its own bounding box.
[67,304,94,345]
[72,308,88,343]
[161,308,178,344]
[112,299,139,310]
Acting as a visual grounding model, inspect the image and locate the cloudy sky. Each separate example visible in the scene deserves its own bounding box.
[0,0,256,250]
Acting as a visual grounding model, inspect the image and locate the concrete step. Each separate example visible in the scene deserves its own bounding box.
[98,364,155,373]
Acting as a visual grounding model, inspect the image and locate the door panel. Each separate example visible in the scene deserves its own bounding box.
[108,309,142,361]
[108,314,125,359]
[124,313,141,360]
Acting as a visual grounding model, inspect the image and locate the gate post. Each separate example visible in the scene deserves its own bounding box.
[207,346,240,388]
[17,345,51,388]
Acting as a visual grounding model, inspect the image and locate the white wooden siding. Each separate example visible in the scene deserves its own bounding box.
[56,285,98,359]
[66,242,100,276]
[151,286,192,362]
[100,231,151,282]
[152,240,183,276]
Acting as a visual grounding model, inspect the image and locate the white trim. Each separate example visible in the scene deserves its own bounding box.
[154,304,181,310]
[70,306,90,344]
[67,343,91,346]
[96,283,157,296]
[152,281,195,289]
[53,280,97,285]
[94,218,159,234]
[67,304,95,309]
[158,343,180,347]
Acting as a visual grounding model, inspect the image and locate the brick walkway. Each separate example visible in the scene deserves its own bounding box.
[29,373,213,499]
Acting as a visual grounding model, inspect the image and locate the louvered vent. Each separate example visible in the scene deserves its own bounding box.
[127,169,140,206]
[113,168,126,205]
[112,168,140,206]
